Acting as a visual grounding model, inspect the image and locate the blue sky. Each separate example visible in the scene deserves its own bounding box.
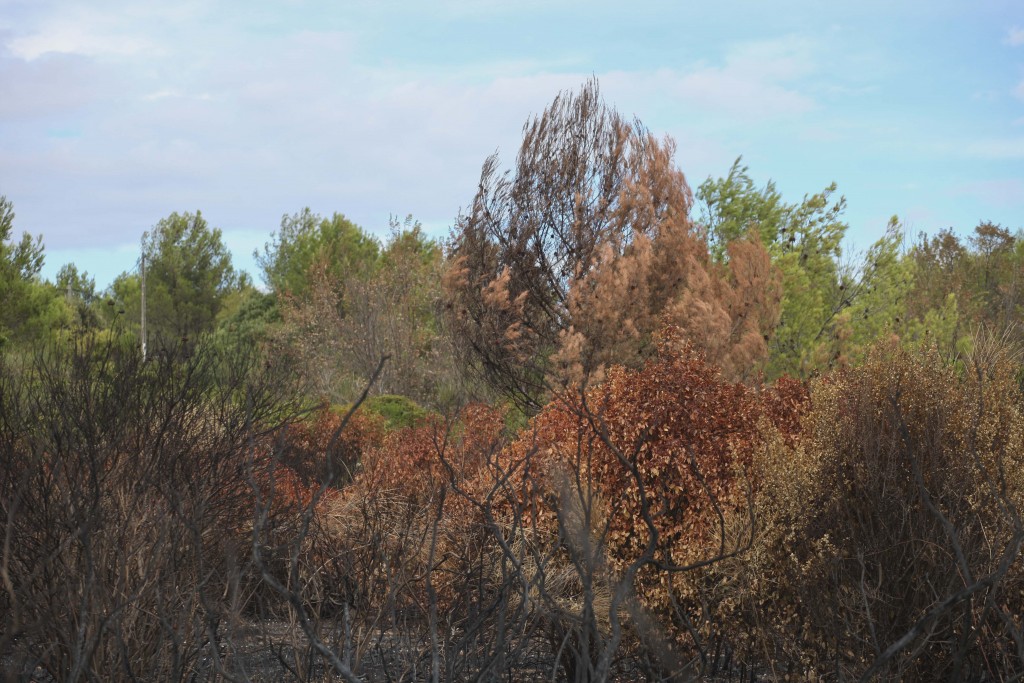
[1,0,1022,288]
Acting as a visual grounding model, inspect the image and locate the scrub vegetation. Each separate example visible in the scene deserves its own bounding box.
[3,80,1024,682]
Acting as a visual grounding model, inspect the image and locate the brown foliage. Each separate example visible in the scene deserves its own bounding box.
[353,403,504,502]
[446,79,780,412]
[305,405,507,628]
[268,406,387,489]
[462,326,806,667]
[720,337,1024,680]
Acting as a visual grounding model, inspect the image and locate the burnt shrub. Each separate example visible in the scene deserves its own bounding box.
[0,334,301,681]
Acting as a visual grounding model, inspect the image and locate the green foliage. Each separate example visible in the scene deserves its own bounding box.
[0,196,64,348]
[903,222,1024,358]
[381,216,440,266]
[698,157,791,258]
[257,208,379,297]
[55,263,102,330]
[835,218,916,366]
[112,211,241,347]
[900,292,970,361]
[56,262,96,302]
[697,159,848,378]
[0,197,43,278]
[213,285,280,348]
[355,394,428,431]
[966,221,1021,325]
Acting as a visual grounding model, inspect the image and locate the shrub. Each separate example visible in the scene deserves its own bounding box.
[456,326,807,676]
[296,404,508,675]
[720,338,1024,680]
[354,393,429,431]
[273,405,387,488]
[0,336,299,680]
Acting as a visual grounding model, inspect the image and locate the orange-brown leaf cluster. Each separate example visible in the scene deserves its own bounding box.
[468,326,807,643]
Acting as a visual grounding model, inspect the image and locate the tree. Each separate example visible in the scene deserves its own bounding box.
[446,80,780,413]
[902,222,1024,358]
[55,263,101,330]
[904,228,968,348]
[967,222,1021,326]
[213,285,280,350]
[112,211,241,346]
[833,218,916,367]
[278,218,463,406]
[257,209,379,297]
[336,219,457,403]
[699,157,792,260]
[0,195,62,347]
[696,159,848,378]
[0,196,44,281]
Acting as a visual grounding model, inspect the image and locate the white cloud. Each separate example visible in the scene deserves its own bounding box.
[0,24,828,264]
[568,39,821,127]
[142,88,182,101]
[0,6,905,287]
[672,67,815,118]
[9,21,151,59]
[3,2,209,60]
[1008,26,1024,46]
[656,37,819,120]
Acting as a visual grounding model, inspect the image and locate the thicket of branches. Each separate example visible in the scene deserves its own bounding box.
[0,334,307,680]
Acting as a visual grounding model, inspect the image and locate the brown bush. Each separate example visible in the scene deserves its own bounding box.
[267,406,387,490]
[719,337,1024,680]
[0,338,301,681]
[292,404,508,676]
[450,326,806,677]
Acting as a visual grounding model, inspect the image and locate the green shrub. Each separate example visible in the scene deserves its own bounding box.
[336,394,427,431]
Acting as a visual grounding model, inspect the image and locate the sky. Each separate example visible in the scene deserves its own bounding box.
[1,0,1023,289]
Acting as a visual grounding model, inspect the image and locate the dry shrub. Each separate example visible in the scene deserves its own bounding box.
[299,404,508,672]
[241,404,385,621]
[269,406,387,489]
[463,326,806,673]
[353,403,504,503]
[721,337,1024,680]
[0,338,299,681]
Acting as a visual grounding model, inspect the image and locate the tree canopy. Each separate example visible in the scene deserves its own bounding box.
[257,209,379,297]
[112,211,241,347]
[446,80,780,412]
[0,196,63,347]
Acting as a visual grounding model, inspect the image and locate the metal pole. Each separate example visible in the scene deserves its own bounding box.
[141,252,147,361]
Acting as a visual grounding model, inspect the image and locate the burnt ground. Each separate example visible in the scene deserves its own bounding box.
[2,619,766,682]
